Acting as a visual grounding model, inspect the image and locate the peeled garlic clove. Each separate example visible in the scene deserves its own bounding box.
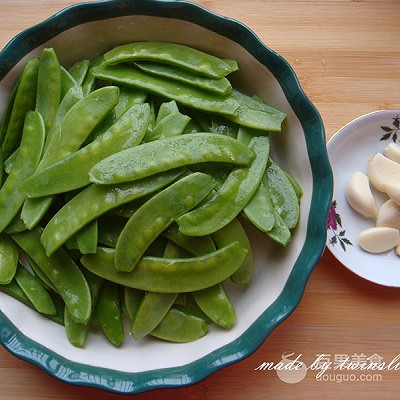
[384,142,400,164]
[376,199,400,229]
[368,152,400,193]
[384,182,400,206]
[358,227,400,253]
[345,171,377,218]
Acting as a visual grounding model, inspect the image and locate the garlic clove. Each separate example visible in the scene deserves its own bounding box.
[358,227,400,253]
[376,199,400,229]
[367,152,400,193]
[384,182,400,207]
[384,142,400,164]
[345,171,377,218]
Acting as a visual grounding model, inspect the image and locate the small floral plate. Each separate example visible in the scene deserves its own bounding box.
[327,110,400,287]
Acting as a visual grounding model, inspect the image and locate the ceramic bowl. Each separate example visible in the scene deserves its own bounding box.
[0,0,332,394]
[327,110,400,287]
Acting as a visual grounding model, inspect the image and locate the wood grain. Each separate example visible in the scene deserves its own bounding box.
[0,1,400,399]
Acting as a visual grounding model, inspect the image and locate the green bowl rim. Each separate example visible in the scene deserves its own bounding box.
[0,0,333,394]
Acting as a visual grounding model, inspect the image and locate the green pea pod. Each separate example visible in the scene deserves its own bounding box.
[21,86,120,230]
[36,48,61,132]
[124,287,144,320]
[89,133,254,185]
[238,127,275,232]
[81,54,103,95]
[92,64,239,116]
[0,76,19,147]
[134,61,232,95]
[155,100,179,124]
[225,90,286,132]
[192,283,236,329]
[68,59,90,86]
[266,210,292,247]
[44,85,84,151]
[39,85,120,169]
[150,307,208,343]
[12,226,92,324]
[41,169,184,256]
[23,103,151,197]
[115,172,215,272]
[243,171,276,233]
[267,158,300,229]
[130,291,178,339]
[14,263,56,316]
[80,242,247,293]
[96,281,124,347]
[114,86,147,118]
[64,269,103,348]
[162,223,216,256]
[0,233,19,284]
[3,148,18,175]
[102,42,238,78]
[177,135,270,236]
[59,66,77,99]
[1,57,39,159]
[211,218,253,285]
[0,151,3,187]
[0,279,34,309]
[75,219,98,254]
[143,112,190,142]
[0,111,45,233]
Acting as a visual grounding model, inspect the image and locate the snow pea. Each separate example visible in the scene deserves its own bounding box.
[192,283,235,329]
[89,133,254,185]
[0,111,45,233]
[102,41,238,78]
[114,86,147,118]
[14,263,56,316]
[68,59,90,86]
[96,281,124,346]
[243,171,276,233]
[177,135,270,236]
[92,64,239,116]
[12,226,92,324]
[267,158,300,229]
[80,241,247,293]
[75,220,98,254]
[114,172,215,272]
[266,210,291,247]
[143,111,190,142]
[41,169,183,256]
[59,66,77,99]
[162,223,216,256]
[39,85,120,169]
[21,86,120,229]
[36,48,61,132]
[0,278,34,309]
[130,291,178,339]
[150,307,208,343]
[0,76,19,148]
[212,218,253,285]
[225,90,286,132]
[44,86,84,151]
[81,54,103,95]
[124,287,144,320]
[0,233,18,284]
[1,57,39,159]
[134,61,232,95]
[155,100,179,124]
[237,126,276,233]
[64,269,103,348]
[23,103,151,197]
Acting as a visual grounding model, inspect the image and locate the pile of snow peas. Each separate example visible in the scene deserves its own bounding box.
[0,42,302,346]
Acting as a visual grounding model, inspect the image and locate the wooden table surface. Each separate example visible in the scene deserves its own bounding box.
[0,1,399,399]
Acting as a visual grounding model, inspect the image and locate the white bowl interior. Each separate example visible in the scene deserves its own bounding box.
[0,15,312,373]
